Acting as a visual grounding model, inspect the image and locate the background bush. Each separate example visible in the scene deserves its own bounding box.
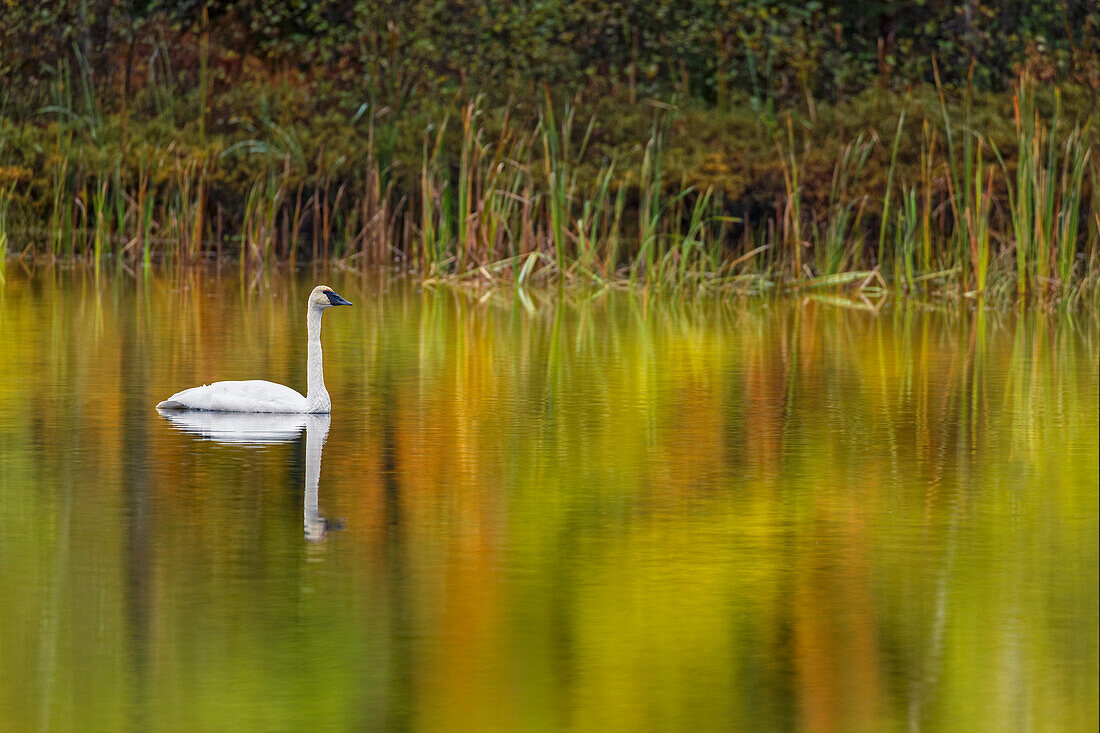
[3,0,1097,118]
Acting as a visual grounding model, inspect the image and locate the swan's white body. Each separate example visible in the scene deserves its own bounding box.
[158,382,310,416]
[157,285,352,414]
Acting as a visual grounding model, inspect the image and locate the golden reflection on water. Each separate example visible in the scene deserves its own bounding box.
[0,266,1096,731]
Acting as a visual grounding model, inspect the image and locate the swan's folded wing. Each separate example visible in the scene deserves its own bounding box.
[156,380,308,413]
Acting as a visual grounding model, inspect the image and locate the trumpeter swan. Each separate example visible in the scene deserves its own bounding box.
[156,285,352,413]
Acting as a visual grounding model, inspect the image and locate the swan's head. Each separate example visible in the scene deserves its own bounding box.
[309,285,353,309]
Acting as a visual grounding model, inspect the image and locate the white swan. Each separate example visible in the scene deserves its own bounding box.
[156,285,353,413]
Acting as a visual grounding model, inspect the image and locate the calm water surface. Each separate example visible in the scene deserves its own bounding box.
[0,267,1096,731]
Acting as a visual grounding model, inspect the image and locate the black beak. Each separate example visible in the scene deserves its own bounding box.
[325,290,353,306]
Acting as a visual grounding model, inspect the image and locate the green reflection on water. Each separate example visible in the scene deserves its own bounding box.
[0,268,1096,731]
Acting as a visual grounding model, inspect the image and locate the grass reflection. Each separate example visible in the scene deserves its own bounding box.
[0,268,1095,731]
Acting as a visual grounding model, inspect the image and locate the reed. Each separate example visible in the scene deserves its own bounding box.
[918,120,938,276]
[0,176,13,268]
[420,118,449,274]
[0,141,16,269]
[667,185,715,288]
[574,161,614,278]
[170,155,208,263]
[775,115,805,277]
[994,79,1093,301]
[817,134,873,276]
[1089,158,1100,294]
[240,169,284,266]
[1053,127,1088,297]
[3,68,1095,303]
[90,176,109,271]
[933,58,976,287]
[47,136,75,258]
[633,126,666,284]
[877,102,907,268]
[893,186,920,292]
[965,144,994,296]
[540,92,596,276]
[134,152,158,267]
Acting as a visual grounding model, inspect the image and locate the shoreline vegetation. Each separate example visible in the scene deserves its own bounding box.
[1,3,1097,304]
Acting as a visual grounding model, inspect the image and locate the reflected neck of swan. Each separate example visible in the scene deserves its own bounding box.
[305,304,330,412]
[304,415,331,542]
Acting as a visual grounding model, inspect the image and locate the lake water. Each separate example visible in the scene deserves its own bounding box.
[0,266,1096,731]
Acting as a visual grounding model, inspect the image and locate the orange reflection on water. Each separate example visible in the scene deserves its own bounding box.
[0,268,1095,731]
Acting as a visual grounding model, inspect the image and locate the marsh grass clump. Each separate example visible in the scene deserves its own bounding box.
[993,84,1093,301]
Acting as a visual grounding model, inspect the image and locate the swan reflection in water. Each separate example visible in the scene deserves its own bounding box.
[157,409,339,542]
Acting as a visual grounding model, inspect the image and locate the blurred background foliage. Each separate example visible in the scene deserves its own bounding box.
[3,1,1097,114]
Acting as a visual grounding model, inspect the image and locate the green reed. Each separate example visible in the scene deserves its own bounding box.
[1090,158,1100,295]
[817,134,873,276]
[877,103,907,268]
[90,176,109,271]
[775,115,805,278]
[0,176,13,268]
[170,155,207,263]
[633,126,665,284]
[892,186,919,292]
[135,152,158,268]
[457,100,477,272]
[240,169,284,266]
[420,118,449,274]
[540,92,596,277]
[934,58,977,289]
[667,185,716,288]
[0,139,14,268]
[990,80,1093,301]
[575,161,615,278]
[918,120,938,276]
[3,69,1096,303]
[966,143,994,296]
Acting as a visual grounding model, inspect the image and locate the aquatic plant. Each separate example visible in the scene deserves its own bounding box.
[1,66,1096,305]
[993,82,1093,300]
[817,133,873,276]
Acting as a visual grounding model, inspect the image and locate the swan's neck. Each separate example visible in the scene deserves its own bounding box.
[305,305,330,413]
